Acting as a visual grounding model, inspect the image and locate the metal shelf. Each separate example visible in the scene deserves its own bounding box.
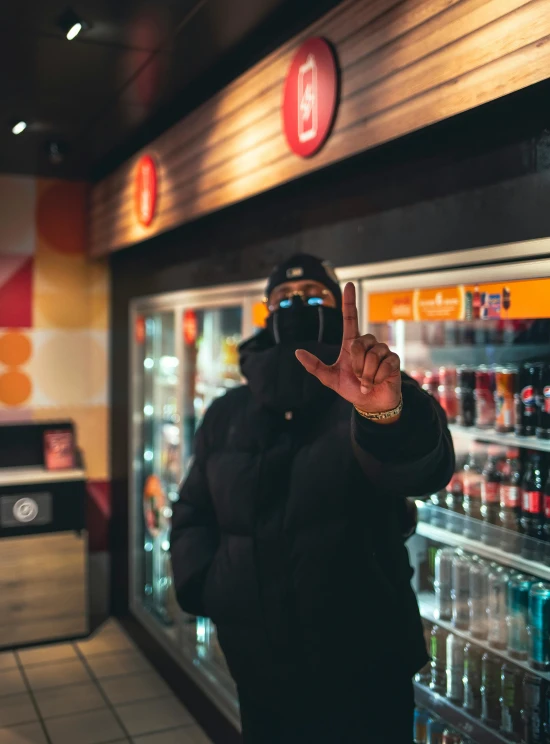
[414,682,510,744]
[418,592,550,682]
[415,508,550,583]
[449,423,550,453]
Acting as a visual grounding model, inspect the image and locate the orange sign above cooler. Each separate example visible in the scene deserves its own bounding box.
[369,277,550,323]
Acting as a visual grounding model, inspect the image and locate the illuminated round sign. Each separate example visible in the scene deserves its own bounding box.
[282,38,339,158]
[135,155,157,227]
[13,497,39,523]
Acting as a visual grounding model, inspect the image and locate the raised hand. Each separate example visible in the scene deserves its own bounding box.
[295,282,402,417]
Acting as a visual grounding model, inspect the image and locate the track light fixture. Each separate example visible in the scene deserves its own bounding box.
[12,121,27,135]
[57,8,89,40]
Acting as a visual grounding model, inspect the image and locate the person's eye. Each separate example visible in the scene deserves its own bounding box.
[307,296,324,306]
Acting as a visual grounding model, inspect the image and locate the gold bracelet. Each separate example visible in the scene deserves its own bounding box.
[354,395,403,421]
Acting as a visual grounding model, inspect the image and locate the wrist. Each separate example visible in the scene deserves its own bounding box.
[354,395,403,423]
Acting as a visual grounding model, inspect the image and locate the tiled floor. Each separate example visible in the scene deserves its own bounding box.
[0,620,213,744]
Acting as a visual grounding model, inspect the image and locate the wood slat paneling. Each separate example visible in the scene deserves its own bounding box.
[90,0,550,256]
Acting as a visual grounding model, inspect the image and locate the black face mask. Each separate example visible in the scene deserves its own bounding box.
[266,296,343,346]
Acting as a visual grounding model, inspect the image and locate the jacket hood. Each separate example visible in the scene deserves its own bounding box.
[239,329,339,413]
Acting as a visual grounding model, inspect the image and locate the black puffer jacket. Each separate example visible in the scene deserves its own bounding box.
[170,331,454,691]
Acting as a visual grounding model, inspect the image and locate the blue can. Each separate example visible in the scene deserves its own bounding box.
[507,573,532,660]
[413,707,429,744]
[528,582,550,672]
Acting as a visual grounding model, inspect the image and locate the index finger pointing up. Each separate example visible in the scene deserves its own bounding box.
[342,282,360,341]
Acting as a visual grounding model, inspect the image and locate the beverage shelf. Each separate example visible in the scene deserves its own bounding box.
[415,508,550,583]
[418,592,550,682]
[448,423,550,453]
[414,682,510,744]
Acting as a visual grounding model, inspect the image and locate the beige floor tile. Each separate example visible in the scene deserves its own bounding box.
[0,691,38,727]
[86,650,152,680]
[133,726,212,744]
[0,669,26,697]
[34,681,106,719]
[0,722,48,743]
[78,633,134,658]
[17,644,77,668]
[45,708,125,744]
[25,659,90,691]
[0,655,17,672]
[116,696,193,737]
[100,672,170,706]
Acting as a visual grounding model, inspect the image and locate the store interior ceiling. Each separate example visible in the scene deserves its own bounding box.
[2,0,342,181]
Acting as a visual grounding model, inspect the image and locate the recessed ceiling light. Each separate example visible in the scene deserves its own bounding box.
[12,121,27,135]
[57,8,89,41]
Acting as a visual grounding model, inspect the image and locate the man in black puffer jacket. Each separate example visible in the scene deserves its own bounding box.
[170,254,454,743]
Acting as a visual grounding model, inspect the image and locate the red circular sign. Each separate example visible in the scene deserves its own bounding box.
[282,38,339,158]
[183,310,198,345]
[135,155,157,227]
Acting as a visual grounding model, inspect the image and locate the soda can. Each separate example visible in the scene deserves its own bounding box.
[463,642,482,717]
[456,367,476,427]
[515,362,538,436]
[495,366,517,433]
[475,367,496,429]
[430,625,448,694]
[451,551,470,631]
[413,707,429,744]
[528,582,550,672]
[481,652,501,729]
[446,633,464,703]
[500,662,521,738]
[427,719,446,744]
[469,557,489,640]
[536,362,550,440]
[507,573,532,660]
[434,548,454,621]
[522,674,544,744]
[488,564,509,650]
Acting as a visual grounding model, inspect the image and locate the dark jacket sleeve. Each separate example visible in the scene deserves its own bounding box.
[170,412,219,618]
[352,374,455,498]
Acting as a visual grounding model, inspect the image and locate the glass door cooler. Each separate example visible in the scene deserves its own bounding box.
[364,258,550,744]
[129,286,265,727]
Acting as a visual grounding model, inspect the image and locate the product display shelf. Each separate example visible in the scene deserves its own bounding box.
[415,508,550,583]
[413,682,509,744]
[448,424,550,453]
[418,592,550,683]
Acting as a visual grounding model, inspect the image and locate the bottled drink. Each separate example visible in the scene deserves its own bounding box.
[463,642,482,717]
[488,564,509,650]
[463,444,484,540]
[475,367,496,429]
[496,367,518,433]
[521,453,544,561]
[427,719,446,744]
[423,371,440,402]
[430,625,448,694]
[528,582,550,672]
[500,662,522,740]
[469,557,489,640]
[516,363,538,437]
[481,652,502,729]
[445,458,465,534]
[456,367,476,427]
[451,551,470,631]
[499,447,522,554]
[507,573,532,661]
[536,362,550,439]
[434,548,454,621]
[481,446,502,546]
[438,366,457,423]
[446,633,464,703]
[522,674,544,744]
[413,707,429,744]
[472,285,481,320]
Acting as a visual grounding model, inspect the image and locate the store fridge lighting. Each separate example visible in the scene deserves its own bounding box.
[144,450,154,462]
[160,356,179,368]
[143,358,154,369]
[143,405,154,416]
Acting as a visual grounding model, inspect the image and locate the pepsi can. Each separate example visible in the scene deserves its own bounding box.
[536,362,550,439]
[515,362,538,437]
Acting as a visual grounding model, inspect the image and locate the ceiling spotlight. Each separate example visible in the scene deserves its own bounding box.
[57,8,89,40]
[12,121,27,135]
